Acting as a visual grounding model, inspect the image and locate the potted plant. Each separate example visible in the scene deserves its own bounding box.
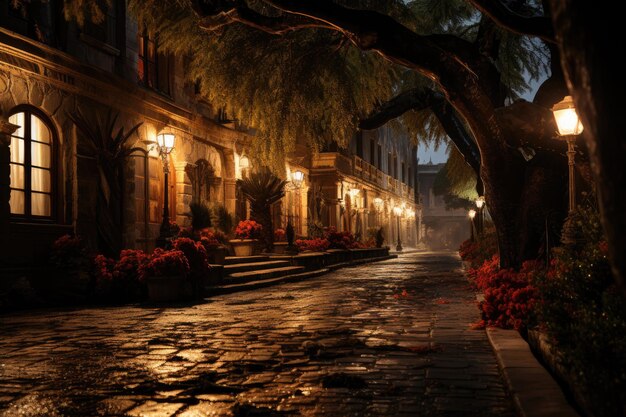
[273,228,288,254]
[200,230,229,264]
[230,220,263,256]
[140,248,191,302]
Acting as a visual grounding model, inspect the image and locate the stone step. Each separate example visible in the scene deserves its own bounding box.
[225,266,306,285]
[224,260,292,275]
[224,255,270,265]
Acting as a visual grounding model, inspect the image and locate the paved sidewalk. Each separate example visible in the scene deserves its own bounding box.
[0,252,515,417]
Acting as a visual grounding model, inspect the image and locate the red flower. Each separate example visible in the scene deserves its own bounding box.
[234,220,263,239]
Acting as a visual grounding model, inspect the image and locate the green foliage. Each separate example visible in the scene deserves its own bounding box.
[432,147,478,206]
[237,169,287,249]
[534,205,626,417]
[212,204,234,235]
[188,202,212,231]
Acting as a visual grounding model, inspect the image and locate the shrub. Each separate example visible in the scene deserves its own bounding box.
[296,238,330,252]
[458,224,498,268]
[534,205,626,417]
[91,254,114,297]
[234,220,263,239]
[50,235,88,268]
[212,204,234,235]
[325,227,359,249]
[171,238,210,283]
[139,248,190,280]
[472,256,539,330]
[189,202,212,231]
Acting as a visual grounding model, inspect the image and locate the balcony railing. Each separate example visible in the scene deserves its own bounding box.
[312,153,415,199]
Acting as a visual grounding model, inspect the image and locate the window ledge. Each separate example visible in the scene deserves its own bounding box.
[79,33,120,56]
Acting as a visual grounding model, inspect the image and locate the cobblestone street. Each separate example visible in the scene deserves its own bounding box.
[0,252,515,417]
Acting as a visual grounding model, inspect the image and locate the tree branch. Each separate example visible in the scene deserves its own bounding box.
[360,89,482,185]
[467,0,555,43]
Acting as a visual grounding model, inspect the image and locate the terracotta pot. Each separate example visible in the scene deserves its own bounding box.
[230,239,257,257]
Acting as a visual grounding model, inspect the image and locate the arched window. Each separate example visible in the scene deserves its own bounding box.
[8,108,56,219]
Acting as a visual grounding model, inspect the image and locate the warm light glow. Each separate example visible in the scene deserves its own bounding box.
[469,209,476,219]
[156,133,175,153]
[291,170,304,187]
[552,96,584,136]
[393,206,403,216]
[350,188,360,197]
[476,196,485,209]
[239,155,250,169]
[373,197,383,212]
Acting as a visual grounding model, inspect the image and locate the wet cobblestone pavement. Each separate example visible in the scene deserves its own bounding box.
[0,252,515,417]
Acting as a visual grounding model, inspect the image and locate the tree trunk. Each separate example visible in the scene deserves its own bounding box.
[550,0,626,296]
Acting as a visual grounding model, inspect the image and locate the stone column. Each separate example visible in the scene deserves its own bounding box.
[173,161,192,227]
[222,149,237,216]
[0,119,18,263]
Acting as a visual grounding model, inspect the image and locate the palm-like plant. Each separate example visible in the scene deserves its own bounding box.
[68,108,143,256]
[237,169,287,251]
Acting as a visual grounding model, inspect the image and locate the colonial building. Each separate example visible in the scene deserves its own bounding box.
[0,3,252,268]
[418,161,469,249]
[0,2,421,278]
[283,125,421,248]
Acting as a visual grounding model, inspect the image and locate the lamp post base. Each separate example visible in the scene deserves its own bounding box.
[396,241,403,252]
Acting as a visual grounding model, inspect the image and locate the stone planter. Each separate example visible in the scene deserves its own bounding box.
[146,275,190,302]
[205,245,228,264]
[229,239,258,257]
[273,242,288,254]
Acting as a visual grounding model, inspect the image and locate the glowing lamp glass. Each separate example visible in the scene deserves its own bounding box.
[476,196,485,209]
[393,206,402,216]
[552,96,584,136]
[469,209,476,219]
[291,170,304,186]
[157,133,175,152]
[239,155,250,169]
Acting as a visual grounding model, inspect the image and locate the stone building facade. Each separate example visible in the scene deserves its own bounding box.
[299,125,421,248]
[0,3,251,269]
[418,162,469,249]
[0,2,421,277]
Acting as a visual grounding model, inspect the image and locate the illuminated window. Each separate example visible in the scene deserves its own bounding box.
[138,31,171,95]
[8,108,55,219]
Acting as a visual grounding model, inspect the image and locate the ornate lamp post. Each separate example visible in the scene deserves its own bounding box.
[468,209,477,242]
[393,206,403,252]
[551,96,584,244]
[475,196,485,235]
[156,133,176,247]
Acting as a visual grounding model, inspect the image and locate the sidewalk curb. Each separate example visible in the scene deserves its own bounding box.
[486,328,580,417]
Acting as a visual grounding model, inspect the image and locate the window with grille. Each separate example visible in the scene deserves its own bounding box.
[8,108,56,220]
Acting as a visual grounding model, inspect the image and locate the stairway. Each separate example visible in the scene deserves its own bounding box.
[221,256,305,285]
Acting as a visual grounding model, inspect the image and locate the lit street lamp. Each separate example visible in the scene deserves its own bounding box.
[475,196,485,235]
[468,209,477,242]
[393,206,403,252]
[551,96,584,244]
[156,132,176,247]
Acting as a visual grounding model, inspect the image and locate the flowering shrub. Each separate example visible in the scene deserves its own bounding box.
[177,227,196,240]
[234,220,263,240]
[325,227,359,249]
[274,228,286,242]
[471,256,539,330]
[534,205,626,417]
[92,254,114,290]
[458,224,498,268]
[50,235,88,268]
[296,238,330,252]
[171,238,210,282]
[139,248,190,280]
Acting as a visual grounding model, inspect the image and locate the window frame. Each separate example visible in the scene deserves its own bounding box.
[8,106,58,223]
